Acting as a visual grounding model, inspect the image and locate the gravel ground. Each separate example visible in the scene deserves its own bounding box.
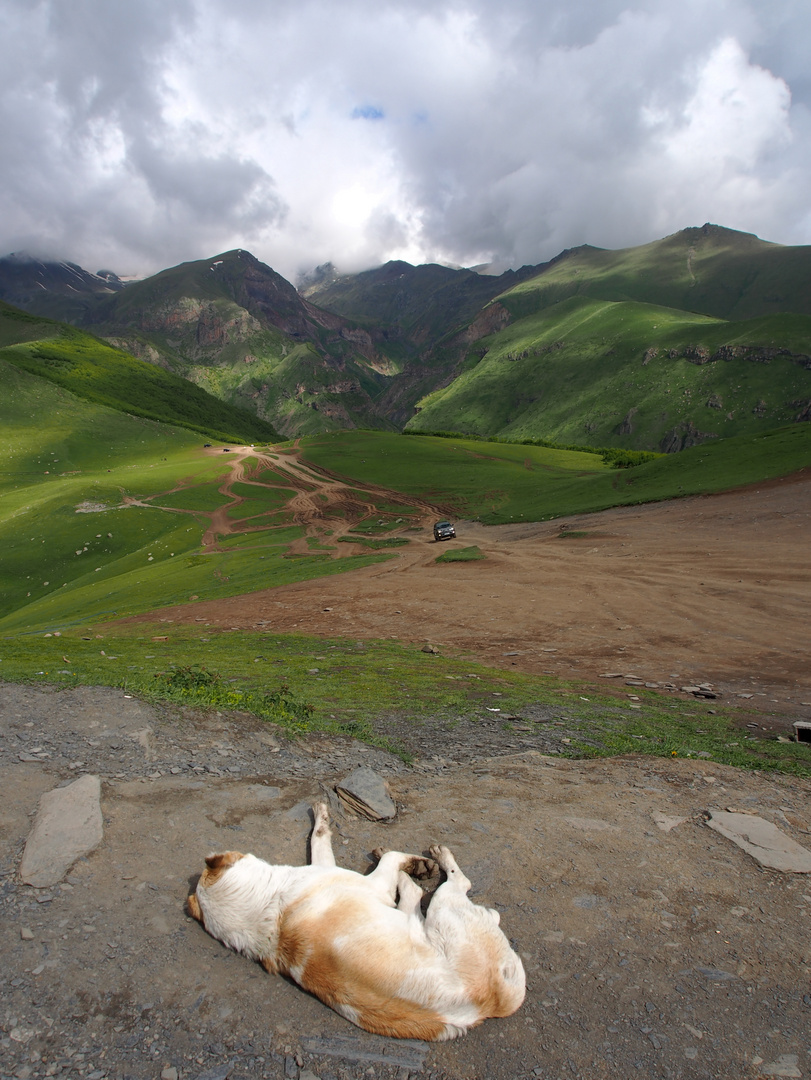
[2,682,811,1080]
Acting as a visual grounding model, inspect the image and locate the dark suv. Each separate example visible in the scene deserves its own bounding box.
[433,520,456,541]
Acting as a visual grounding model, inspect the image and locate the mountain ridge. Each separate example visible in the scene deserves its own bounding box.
[3,223,811,451]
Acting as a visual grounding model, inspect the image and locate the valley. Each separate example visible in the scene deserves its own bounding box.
[6,224,811,449]
[3,258,811,1080]
[120,453,811,719]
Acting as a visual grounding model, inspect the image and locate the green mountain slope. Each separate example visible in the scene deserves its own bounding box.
[85,249,400,436]
[5,224,811,447]
[498,223,811,322]
[0,363,393,633]
[301,259,543,346]
[406,295,811,449]
[301,259,546,425]
[0,301,278,443]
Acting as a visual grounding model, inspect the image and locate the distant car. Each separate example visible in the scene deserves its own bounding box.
[433,520,456,541]
[222,448,231,452]
[203,443,212,447]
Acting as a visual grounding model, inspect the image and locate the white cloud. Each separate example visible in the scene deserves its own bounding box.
[1,0,810,280]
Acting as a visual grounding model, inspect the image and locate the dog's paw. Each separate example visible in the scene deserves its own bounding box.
[405,855,438,880]
[428,845,454,870]
[371,846,389,862]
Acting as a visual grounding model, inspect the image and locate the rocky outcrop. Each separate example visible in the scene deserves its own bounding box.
[450,302,512,350]
[658,342,811,368]
[659,421,718,453]
[617,407,637,435]
[19,774,103,887]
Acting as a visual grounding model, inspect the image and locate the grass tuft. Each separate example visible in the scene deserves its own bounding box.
[435,545,485,563]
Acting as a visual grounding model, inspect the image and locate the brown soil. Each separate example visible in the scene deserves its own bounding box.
[127,450,811,722]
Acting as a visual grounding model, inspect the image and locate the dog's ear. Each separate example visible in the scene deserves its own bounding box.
[205,852,242,870]
[187,893,203,922]
[201,850,245,884]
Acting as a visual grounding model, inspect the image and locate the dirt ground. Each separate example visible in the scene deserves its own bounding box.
[2,683,811,1080]
[141,453,811,721]
[3,455,811,1080]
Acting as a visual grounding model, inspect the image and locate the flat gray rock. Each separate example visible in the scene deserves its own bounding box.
[19,775,103,887]
[334,766,396,820]
[706,811,811,873]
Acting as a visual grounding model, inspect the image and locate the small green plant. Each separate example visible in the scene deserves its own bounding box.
[338,536,409,549]
[435,545,485,563]
[146,664,316,732]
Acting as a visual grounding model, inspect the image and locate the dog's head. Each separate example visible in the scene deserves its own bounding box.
[187,850,281,967]
[186,850,245,926]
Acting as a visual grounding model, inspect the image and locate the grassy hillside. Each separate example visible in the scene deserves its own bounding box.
[0,301,278,443]
[0,362,390,634]
[498,224,811,322]
[406,296,811,449]
[302,259,542,347]
[301,426,811,524]
[87,250,399,437]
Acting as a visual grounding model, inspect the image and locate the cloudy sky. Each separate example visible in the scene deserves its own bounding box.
[2,0,810,281]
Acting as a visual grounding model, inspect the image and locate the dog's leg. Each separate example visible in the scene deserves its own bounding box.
[396,870,425,918]
[309,802,336,867]
[368,850,437,904]
[428,845,472,894]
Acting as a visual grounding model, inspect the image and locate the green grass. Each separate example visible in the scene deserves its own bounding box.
[301,425,811,524]
[2,629,808,776]
[337,535,410,549]
[0,371,395,633]
[0,305,278,443]
[151,482,229,512]
[348,517,407,534]
[406,294,811,449]
[435,545,485,562]
[497,224,811,322]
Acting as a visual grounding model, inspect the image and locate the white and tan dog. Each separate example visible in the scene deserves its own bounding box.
[187,803,525,1040]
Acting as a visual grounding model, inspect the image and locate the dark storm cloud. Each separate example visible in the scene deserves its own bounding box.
[0,0,808,280]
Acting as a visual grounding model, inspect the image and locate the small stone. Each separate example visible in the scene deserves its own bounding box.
[335,767,396,821]
[161,1067,178,1080]
[760,1054,802,1078]
[20,775,103,887]
[20,927,34,940]
[706,811,811,872]
[652,811,688,833]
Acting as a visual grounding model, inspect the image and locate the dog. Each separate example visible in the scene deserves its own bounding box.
[187,802,525,1040]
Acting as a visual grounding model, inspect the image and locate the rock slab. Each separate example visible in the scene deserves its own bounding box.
[706,811,811,873]
[19,775,103,887]
[334,766,396,820]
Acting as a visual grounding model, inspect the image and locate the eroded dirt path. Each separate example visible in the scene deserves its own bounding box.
[134,463,811,715]
[145,446,452,554]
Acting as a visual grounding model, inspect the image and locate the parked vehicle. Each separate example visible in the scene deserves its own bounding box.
[433,520,456,541]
